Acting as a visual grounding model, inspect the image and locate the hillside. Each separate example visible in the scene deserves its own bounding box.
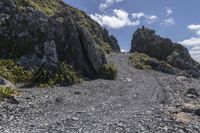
[0,0,120,86]
[1,1,200,133]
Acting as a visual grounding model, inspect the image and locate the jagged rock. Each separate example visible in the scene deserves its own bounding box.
[130,26,200,78]
[40,40,58,69]
[185,88,199,98]
[194,109,200,116]
[0,0,120,78]
[109,35,121,52]
[145,59,175,74]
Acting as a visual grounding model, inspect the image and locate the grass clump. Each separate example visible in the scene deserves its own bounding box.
[33,62,82,87]
[0,87,15,99]
[129,52,175,74]
[100,63,117,80]
[0,60,32,83]
[129,52,155,70]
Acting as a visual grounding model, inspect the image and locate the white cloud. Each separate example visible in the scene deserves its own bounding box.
[191,45,200,50]
[146,15,158,24]
[90,9,140,29]
[132,12,145,19]
[121,49,128,52]
[179,37,200,46]
[187,24,200,35]
[131,12,158,24]
[161,7,175,25]
[163,18,175,25]
[165,7,173,16]
[189,46,200,62]
[99,0,123,11]
[180,24,200,62]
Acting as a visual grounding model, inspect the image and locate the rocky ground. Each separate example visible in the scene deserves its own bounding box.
[1,53,200,133]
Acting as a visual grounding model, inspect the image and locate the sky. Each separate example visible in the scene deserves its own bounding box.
[64,0,200,62]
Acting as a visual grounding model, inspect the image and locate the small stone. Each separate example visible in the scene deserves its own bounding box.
[7,96,19,104]
[72,117,79,121]
[162,126,168,132]
[126,78,132,82]
[74,91,81,95]
[55,97,63,103]
[194,109,200,116]
[118,123,124,127]
[185,88,199,97]
[9,115,14,121]
[176,76,187,81]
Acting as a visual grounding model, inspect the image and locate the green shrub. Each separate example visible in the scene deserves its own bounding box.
[0,87,15,99]
[100,63,117,80]
[0,60,32,83]
[33,62,82,87]
[129,52,175,74]
[129,52,156,70]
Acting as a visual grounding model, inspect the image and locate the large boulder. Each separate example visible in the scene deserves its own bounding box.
[0,0,119,78]
[130,27,200,73]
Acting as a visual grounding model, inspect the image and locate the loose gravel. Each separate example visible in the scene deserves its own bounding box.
[1,53,200,133]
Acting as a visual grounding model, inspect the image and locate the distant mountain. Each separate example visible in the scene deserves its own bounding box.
[0,0,120,79]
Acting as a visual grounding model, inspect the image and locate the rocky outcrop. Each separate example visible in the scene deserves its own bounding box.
[108,35,121,52]
[0,0,120,78]
[130,26,200,78]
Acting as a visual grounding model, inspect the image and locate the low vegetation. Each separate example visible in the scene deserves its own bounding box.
[0,59,32,83]
[0,58,83,87]
[0,86,15,99]
[33,62,82,87]
[99,43,112,54]
[100,63,117,80]
[16,0,63,16]
[129,52,175,74]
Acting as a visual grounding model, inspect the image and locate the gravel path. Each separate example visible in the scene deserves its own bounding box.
[1,53,200,133]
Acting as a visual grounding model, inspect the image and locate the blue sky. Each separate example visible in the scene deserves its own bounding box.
[64,0,200,62]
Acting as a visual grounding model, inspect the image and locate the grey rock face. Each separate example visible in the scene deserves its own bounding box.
[101,28,121,52]
[41,40,58,68]
[109,35,121,52]
[130,26,200,77]
[0,0,118,78]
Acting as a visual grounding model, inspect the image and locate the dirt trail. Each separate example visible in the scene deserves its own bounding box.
[1,53,200,133]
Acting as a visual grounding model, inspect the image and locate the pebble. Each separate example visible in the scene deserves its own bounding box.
[72,117,79,121]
